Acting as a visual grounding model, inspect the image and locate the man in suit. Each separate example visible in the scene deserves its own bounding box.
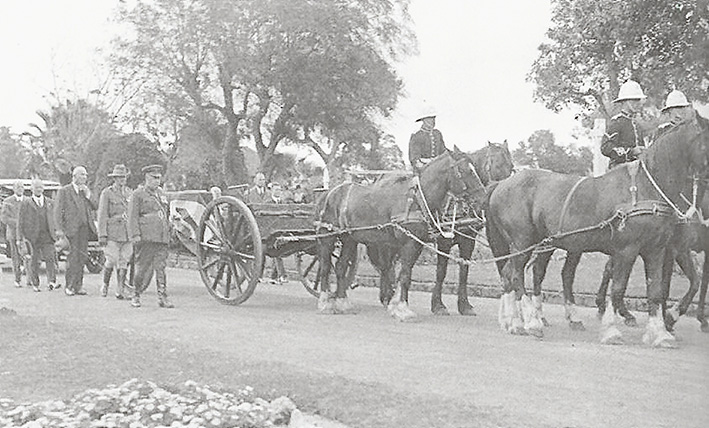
[245,172,269,204]
[97,164,133,299]
[17,179,58,292]
[1,180,26,288]
[127,164,173,308]
[54,166,97,296]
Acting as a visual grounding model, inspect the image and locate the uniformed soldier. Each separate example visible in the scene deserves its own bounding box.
[657,90,694,137]
[600,80,647,169]
[97,164,133,299]
[408,106,448,174]
[127,164,173,308]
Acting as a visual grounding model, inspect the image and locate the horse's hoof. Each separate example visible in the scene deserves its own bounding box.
[334,298,358,315]
[569,320,586,331]
[624,316,638,327]
[457,304,477,317]
[389,303,418,322]
[644,331,678,349]
[600,327,624,345]
[526,327,544,338]
[509,326,527,336]
[541,317,550,327]
[700,319,709,333]
[432,305,450,316]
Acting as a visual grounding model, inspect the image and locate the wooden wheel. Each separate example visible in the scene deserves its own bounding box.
[295,242,358,297]
[197,196,263,305]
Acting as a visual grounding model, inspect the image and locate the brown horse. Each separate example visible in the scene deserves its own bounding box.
[596,193,709,333]
[431,141,515,316]
[315,149,487,321]
[486,117,709,347]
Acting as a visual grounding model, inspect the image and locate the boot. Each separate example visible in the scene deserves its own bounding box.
[131,293,141,308]
[101,267,113,297]
[157,282,174,308]
[115,269,127,300]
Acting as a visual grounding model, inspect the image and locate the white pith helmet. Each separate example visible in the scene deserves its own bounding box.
[613,80,647,103]
[662,89,690,112]
[415,104,437,122]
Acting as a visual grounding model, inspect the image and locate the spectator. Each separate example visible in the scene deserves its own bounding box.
[55,166,97,296]
[17,179,58,292]
[245,172,269,204]
[266,181,287,283]
[1,180,26,288]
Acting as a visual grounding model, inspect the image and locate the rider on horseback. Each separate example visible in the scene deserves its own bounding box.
[657,90,695,137]
[408,105,448,174]
[601,80,647,169]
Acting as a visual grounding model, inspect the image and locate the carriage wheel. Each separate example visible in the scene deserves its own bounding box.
[295,242,359,297]
[197,196,263,305]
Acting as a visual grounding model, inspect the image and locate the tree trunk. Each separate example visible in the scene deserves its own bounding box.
[223,114,247,185]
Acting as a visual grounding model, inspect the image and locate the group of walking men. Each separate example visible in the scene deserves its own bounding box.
[1,164,174,309]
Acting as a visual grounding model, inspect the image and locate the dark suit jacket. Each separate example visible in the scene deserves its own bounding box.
[54,184,97,237]
[17,197,56,243]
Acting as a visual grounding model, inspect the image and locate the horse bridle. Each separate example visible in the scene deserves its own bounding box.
[483,143,515,183]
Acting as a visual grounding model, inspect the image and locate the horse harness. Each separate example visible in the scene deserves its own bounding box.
[551,160,688,248]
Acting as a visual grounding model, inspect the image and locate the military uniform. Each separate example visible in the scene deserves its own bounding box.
[127,171,172,308]
[600,112,644,169]
[98,182,133,298]
[408,128,447,173]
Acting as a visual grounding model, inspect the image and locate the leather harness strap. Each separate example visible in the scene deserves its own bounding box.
[557,176,588,234]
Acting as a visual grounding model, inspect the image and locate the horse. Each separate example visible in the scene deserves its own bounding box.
[431,141,515,316]
[485,116,709,347]
[595,193,709,333]
[315,149,487,321]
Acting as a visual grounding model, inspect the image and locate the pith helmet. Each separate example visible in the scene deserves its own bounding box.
[662,90,690,112]
[613,80,646,103]
[415,105,437,122]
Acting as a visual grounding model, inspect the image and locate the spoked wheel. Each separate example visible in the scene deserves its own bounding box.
[197,196,263,305]
[295,242,358,297]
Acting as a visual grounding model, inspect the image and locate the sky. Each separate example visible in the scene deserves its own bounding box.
[0,0,583,158]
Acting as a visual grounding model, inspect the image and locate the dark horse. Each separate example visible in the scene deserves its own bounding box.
[315,149,487,321]
[596,189,709,333]
[485,117,709,347]
[431,141,515,316]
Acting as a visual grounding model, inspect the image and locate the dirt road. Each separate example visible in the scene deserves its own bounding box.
[1,267,707,428]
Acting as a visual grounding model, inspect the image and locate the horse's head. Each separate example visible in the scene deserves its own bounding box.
[482,140,515,182]
[447,147,487,206]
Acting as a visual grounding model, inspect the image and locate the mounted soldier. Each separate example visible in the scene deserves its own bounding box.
[601,80,647,169]
[408,106,448,174]
[657,90,695,138]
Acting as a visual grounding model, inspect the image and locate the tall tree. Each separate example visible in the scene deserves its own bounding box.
[529,0,709,119]
[0,128,29,179]
[111,0,415,184]
[513,130,592,176]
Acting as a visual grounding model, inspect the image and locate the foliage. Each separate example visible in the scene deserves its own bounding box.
[92,134,165,192]
[512,130,593,176]
[111,0,416,184]
[0,128,30,179]
[529,0,709,118]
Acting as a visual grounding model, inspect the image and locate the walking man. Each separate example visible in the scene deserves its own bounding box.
[55,166,97,296]
[97,164,133,299]
[127,164,173,308]
[1,180,25,288]
[17,179,58,292]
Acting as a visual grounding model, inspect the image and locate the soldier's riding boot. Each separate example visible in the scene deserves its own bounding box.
[157,282,174,308]
[101,267,113,297]
[115,269,128,300]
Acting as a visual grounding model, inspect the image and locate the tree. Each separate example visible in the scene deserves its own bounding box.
[513,130,593,176]
[529,0,709,119]
[111,0,415,184]
[93,134,165,191]
[0,128,30,179]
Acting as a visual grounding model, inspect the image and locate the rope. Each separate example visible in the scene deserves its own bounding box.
[640,160,688,219]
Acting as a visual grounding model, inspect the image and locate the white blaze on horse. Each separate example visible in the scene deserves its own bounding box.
[486,116,709,347]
